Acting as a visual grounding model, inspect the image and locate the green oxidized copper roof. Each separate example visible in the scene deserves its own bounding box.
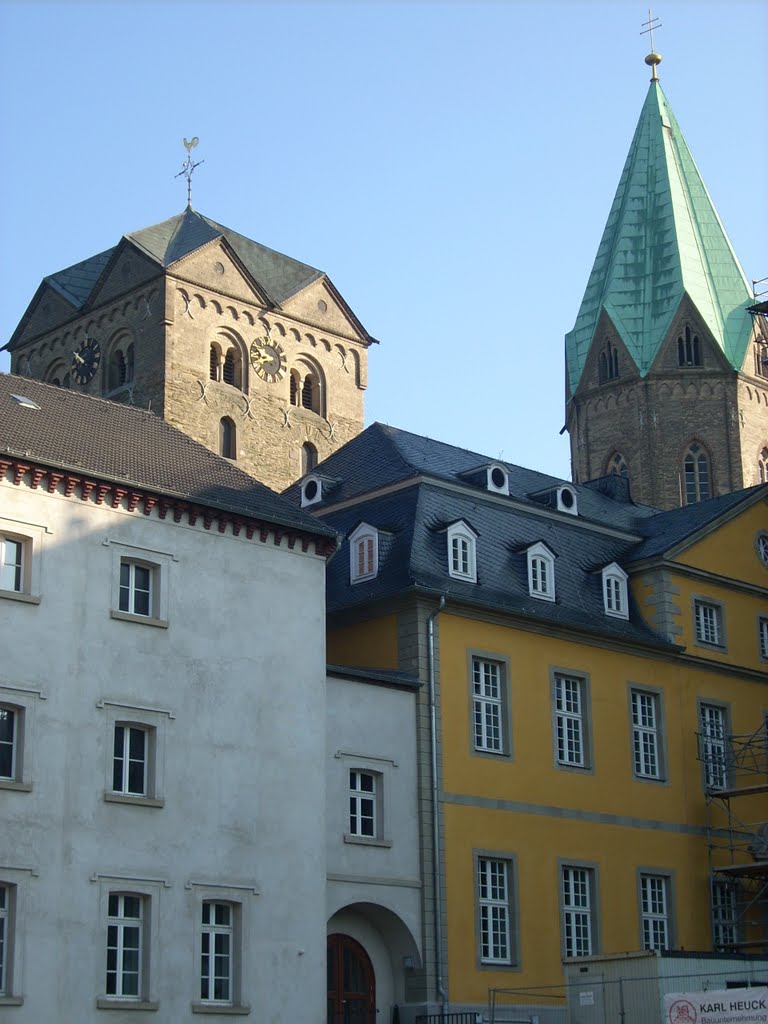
[565,80,753,394]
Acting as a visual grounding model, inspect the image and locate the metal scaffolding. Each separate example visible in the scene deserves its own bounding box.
[698,721,768,953]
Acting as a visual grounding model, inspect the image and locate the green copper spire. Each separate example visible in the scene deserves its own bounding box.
[565,78,753,395]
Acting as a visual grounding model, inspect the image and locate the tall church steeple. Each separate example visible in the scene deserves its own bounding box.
[565,54,767,509]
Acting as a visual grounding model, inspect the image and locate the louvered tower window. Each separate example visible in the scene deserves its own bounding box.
[678,326,701,367]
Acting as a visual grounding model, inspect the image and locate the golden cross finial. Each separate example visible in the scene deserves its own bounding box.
[640,9,663,81]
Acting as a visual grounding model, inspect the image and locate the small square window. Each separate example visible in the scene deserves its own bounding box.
[694,599,724,648]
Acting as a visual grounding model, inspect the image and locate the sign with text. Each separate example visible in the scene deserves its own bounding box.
[664,988,768,1024]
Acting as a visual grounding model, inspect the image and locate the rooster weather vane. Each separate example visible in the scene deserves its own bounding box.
[176,137,204,207]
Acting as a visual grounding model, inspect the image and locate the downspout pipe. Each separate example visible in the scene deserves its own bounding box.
[427,595,447,1014]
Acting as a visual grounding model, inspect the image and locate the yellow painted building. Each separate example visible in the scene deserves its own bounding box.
[302,423,768,1023]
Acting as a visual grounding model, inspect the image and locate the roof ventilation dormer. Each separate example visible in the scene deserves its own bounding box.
[486,463,509,495]
[301,474,323,508]
[556,485,578,516]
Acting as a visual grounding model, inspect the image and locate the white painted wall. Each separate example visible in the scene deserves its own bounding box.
[326,673,423,1012]
[1,477,328,1021]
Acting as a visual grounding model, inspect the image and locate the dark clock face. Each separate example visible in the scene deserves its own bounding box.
[250,338,286,383]
[72,337,101,384]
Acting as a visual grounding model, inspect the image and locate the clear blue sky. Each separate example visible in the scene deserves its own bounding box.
[1,0,765,480]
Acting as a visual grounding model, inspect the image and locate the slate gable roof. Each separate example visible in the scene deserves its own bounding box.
[0,373,335,538]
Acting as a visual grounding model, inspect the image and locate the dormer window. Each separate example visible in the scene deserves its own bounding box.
[486,464,509,495]
[602,563,628,619]
[349,524,378,584]
[557,486,578,516]
[446,522,477,583]
[527,542,555,602]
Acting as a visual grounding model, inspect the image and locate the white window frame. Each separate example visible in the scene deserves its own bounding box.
[471,655,510,757]
[699,702,729,791]
[561,864,597,958]
[0,516,46,605]
[200,901,234,1005]
[0,883,9,999]
[602,562,628,619]
[112,724,151,798]
[106,893,144,1000]
[0,706,18,785]
[639,873,672,951]
[0,873,26,1006]
[629,687,665,781]
[694,598,724,648]
[476,855,517,966]
[99,700,170,807]
[527,542,555,602]
[348,523,378,584]
[337,751,393,849]
[0,685,41,793]
[108,541,174,628]
[712,879,738,949]
[552,672,591,770]
[348,769,379,839]
[446,521,478,583]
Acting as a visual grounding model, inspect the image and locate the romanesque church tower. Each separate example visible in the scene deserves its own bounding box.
[4,208,375,492]
[565,54,767,510]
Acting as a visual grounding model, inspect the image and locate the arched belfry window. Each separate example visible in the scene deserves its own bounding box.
[219,417,236,460]
[608,452,629,479]
[289,359,325,417]
[683,442,711,504]
[759,446,768,483]
[301,442,318,475]
[290,370,300,407]
[223,350,238,387]
[210,344,221,381]
[755,341,768,379]
[125,344,134,384]
[211,336,245,390]
[302,374,317,412]
[598,341,619,383]
[106,335,135,393]
[678,326,701,367]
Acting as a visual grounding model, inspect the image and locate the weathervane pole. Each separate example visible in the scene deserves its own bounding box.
[175,137,203,208]
[640,9,663,81]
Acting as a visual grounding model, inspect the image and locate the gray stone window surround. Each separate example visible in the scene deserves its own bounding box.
[107,540,176,630]
[336,750,394,848]
[626,683,670,786]
[98,700,172,808]
[558,858,601,960]
[94,875,164,1011]
[190,885,253,1015]
[0,866,34,1007]
[473,848,521,971]
[466,648,513,761]
[636,867,677,952]
[0,683,44,793]
[549,667,594,774]
[691,593,727,652]
[0,515,48,605]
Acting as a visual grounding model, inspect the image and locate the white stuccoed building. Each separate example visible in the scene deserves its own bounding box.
[0,373,337,1020]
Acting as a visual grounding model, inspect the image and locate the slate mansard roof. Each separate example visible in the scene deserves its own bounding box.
[287,423,766,648]
[0,373,336,540]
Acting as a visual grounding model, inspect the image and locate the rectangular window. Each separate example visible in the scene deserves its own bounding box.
[640,874,670,951]
[712,880,737,949]
[700,703,728,790]
[562,866,595,958]
[695,600,723,647]
[554,674,587,768]
[0,884,7,997]
[349,770,376,838]
[759,617,768,660]
[113,725,147,796]
[119,561,152,617]
[106,893,143,998]
[0,538,23,593]
[0,707,16,781]
[472,657,505,754]
[631,689,663,780]
[452,536,470,576]
[478,858,512,965]
[201,902,233,1003]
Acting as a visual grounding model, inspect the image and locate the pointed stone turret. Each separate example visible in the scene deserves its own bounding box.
[565,66,767,510]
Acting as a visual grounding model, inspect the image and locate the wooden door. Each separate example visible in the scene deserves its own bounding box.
[327,933,375,1024]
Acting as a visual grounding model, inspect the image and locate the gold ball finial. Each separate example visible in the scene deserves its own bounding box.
[644,50,662,80]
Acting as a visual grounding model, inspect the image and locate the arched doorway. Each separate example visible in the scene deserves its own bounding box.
[327,933,375,1024]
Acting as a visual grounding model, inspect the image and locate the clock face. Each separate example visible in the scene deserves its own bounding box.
[250,338,286,383]
[72,337,101,385]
